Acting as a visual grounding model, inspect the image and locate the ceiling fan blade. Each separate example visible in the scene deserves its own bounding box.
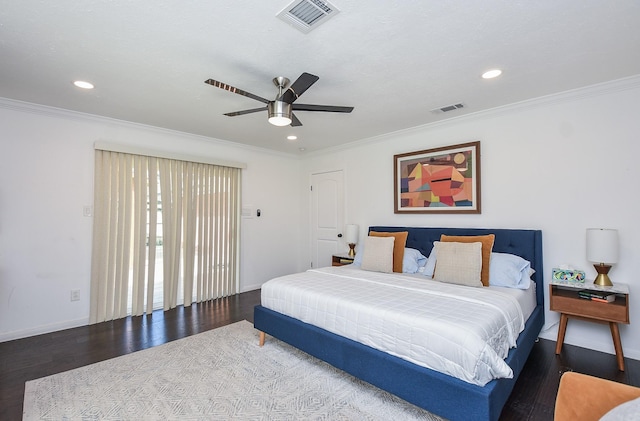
[290,113,303,127]
[224,106,266,117]
[292,104,354,113]
[279,72,319,103]
[205,79,270,104]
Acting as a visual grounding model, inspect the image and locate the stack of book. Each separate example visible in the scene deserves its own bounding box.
[578,290,616,303]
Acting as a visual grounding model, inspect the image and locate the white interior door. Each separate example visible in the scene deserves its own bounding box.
[310,170,344,268]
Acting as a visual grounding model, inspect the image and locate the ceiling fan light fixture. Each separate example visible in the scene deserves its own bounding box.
[268,101,292,126]
[269,116,291,126]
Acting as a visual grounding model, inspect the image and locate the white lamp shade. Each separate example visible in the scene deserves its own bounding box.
[345,224,359,244]
[586,228,618,264]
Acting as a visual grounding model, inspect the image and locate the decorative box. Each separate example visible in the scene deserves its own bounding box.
[552,268,586,283]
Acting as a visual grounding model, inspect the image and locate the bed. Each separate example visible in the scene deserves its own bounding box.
[254,227,544,421]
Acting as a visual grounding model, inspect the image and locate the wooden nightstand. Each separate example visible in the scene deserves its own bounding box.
[332,253,355,266]
[550,280,630,370]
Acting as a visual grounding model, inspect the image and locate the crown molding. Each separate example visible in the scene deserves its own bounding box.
[306,74,640,158]
[0,97,298,159]
[3,74,640,160]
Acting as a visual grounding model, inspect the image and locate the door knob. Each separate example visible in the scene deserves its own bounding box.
[337,233,342,238]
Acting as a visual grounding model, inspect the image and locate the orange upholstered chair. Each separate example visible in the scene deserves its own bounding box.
[555,372,640,420]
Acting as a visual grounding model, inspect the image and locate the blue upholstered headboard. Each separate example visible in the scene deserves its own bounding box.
[369,226,544,307]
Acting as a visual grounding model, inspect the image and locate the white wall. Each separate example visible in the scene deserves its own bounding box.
[0,101,302,341]
[300,76,640,359]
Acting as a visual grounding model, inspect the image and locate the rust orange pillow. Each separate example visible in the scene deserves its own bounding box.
[369,231,408,273]
[440,234,495,286]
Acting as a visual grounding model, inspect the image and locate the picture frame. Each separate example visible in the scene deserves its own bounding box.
[394,141,481,214]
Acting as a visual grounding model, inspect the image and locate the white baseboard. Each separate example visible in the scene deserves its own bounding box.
[0,317,90,342]
[539,326,640,361]
[240,283,262,293]
[4,288,262,343]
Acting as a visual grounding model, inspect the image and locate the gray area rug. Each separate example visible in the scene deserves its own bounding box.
[23,320,444,420]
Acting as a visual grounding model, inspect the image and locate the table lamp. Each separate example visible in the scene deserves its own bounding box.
[345,224,359,257]
[586,228,619,286]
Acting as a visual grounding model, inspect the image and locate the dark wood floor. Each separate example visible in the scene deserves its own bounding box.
[1,289,638,420]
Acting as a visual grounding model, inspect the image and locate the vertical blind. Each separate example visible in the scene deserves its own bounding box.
[90,149,241,323]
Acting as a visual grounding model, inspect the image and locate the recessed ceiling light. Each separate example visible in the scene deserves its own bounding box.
[287,135,298,140]
[73,80,94,89]
[482,69,502,79]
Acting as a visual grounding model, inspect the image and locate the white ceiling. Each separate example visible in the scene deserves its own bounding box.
[1,1,639,154]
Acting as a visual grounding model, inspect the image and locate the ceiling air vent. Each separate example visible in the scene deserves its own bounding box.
[277,0,340,33]
[431,103,465,114]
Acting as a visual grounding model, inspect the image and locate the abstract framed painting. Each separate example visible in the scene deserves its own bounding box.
[394,141,481,214]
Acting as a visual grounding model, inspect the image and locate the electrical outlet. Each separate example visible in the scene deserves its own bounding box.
[83,205,92,217]
[71,289,80,301]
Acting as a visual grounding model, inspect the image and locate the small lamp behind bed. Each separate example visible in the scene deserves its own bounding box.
[586,228,619,286]
[345,224,359,257]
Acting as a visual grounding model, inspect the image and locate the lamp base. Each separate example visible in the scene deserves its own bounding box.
[348,243,356,257]
[593,263,613,286]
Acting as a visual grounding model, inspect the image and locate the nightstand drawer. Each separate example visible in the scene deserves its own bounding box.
[332,254,355,266]
[550,287,629,324]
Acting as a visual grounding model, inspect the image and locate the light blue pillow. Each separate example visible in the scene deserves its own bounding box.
[403,248,427,273]
[353,249,363,266]
[422,243,438,278]
[354,247,426,273]
[488,252,533,289]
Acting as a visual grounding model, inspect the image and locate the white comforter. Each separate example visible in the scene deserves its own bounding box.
[261,266,525,386]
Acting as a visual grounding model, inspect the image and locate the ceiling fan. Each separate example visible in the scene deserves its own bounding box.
[204,72,353,127]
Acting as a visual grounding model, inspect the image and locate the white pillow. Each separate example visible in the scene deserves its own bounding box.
[600,396,640,420]
[360,236,395,273]
[433,241,483,287]
[402,248,427,273]
[489,252,534,289]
